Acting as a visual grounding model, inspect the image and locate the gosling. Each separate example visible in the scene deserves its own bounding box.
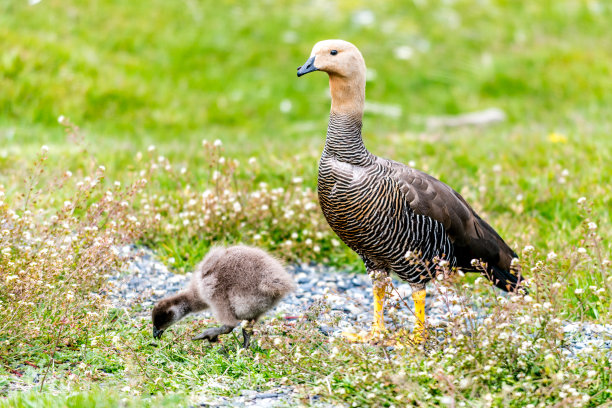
[151,245,295,349]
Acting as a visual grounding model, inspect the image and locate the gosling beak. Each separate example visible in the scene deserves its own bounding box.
[153,327,164,339]
[297,56,318,77]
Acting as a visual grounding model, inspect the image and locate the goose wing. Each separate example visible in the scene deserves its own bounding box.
[385,159,521,291]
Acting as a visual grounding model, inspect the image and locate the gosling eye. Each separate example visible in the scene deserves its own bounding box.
[330,50,338,56]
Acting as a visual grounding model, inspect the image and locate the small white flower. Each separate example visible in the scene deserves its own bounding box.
[57,115,66,124]
[292,177,303,184]
[547,251,557,260]
[516,194,523,201]
[436,274,444,281]
[213,139,222,147]
[98,165,106,172]
[279,99,292,113]
[577,196,586,204]
[523,245,534,253]
[248,157,257,166]
[394,45,414,60]
[574,288,583,295]
[492,164,502,173]
[233,202,242,212]
[41,145,49,152]
[253,234,262,241]
[577,247,587,254]
[440,396,454,406]
[313,245,321,253]
[63,201,72,207]
[587,222,597,230]
[148,145,156,152]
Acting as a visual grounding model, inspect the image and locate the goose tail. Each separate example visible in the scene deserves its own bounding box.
[486,264,526,293]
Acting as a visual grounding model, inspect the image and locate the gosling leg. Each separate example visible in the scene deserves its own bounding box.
[192,324,235,343]
[242,320,256,349]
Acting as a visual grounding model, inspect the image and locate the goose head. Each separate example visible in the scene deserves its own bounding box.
[297,39,365,79]
[297,40,366,115]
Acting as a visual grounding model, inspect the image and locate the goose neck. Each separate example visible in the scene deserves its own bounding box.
[324,112,371,165]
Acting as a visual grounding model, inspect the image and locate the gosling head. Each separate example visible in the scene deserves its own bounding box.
[151,296,190,339]
[297,39,365,79]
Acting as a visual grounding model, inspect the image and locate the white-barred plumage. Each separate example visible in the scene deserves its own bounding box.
[298,39,524,342]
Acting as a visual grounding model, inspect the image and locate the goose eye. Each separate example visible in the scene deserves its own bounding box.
[330,50,338,56]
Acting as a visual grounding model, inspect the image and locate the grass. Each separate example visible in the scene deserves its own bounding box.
[1,0,611,406]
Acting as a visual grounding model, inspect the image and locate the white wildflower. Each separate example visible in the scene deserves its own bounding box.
[147,145,156,152]
[577,247,587,254]
[587,222,597,230]
[577,197,586,204]
[279,99,292,113]
[574,288,583,295]
[213,139,222,147]
[523,245,534,253]
[41,145,49,152]
[547,251,557,260]
[394,45,414,60]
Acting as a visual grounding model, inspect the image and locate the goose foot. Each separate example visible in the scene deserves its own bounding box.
[342,327,391,344]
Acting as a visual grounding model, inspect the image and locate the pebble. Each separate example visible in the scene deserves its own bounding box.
[105,245,612,407]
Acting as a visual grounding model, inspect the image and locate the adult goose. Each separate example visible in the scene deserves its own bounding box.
[297,40,524,343]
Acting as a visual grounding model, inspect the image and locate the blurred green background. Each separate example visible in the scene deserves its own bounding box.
[1,0,610,257]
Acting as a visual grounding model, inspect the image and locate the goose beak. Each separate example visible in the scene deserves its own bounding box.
[153,326,164,339]
[297,56,318,77]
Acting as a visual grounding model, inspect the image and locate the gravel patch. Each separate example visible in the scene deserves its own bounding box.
[106,246,612,407]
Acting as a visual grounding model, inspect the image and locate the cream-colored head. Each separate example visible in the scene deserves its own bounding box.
[297,40,366,115]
